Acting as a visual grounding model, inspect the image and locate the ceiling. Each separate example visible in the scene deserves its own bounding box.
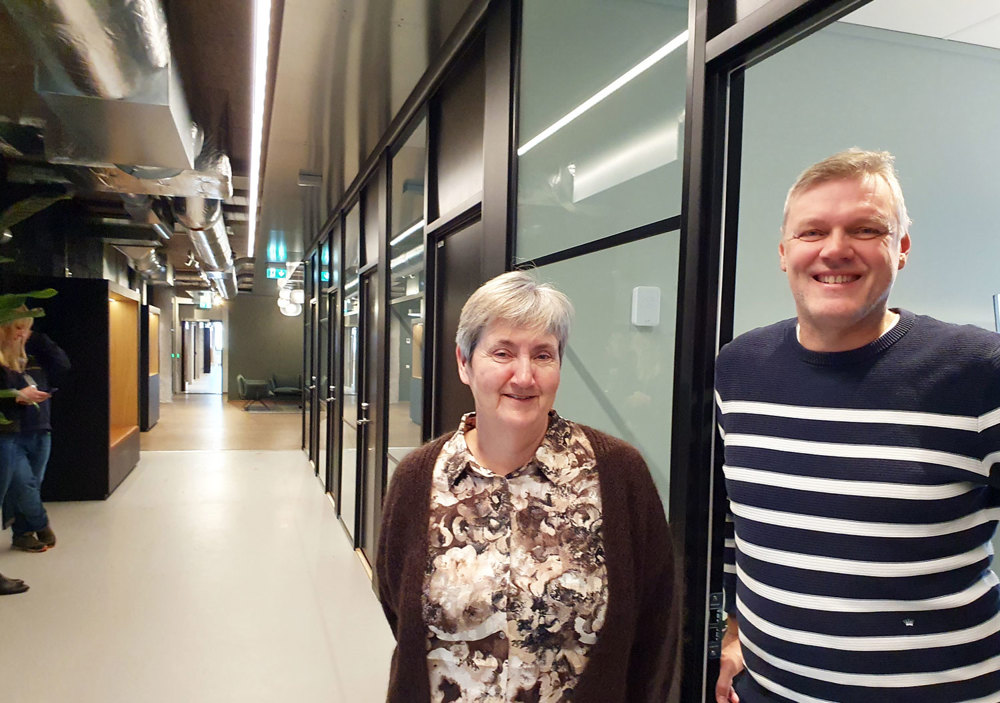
[841,0,1000,49]
[0,0,997,300]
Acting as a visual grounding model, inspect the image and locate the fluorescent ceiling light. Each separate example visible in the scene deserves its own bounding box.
[517,30,688,157]
[390,219,425,247]
[247,0,272,257]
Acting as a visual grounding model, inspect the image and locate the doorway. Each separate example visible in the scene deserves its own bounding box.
[181,319,224,395]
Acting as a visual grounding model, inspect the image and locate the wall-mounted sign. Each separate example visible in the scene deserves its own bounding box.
[266,266,288,280]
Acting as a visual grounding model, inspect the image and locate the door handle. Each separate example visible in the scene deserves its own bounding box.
[326,396,336,403]
[307,384,316,391]
[356,418,371,425]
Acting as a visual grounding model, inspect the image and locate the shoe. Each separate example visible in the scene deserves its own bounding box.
[36,525,56,548]
[0,573,28,595]
[12,532,47,552]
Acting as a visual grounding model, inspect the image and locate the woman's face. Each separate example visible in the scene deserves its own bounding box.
[457,320,561,437]
[4,320,31,344]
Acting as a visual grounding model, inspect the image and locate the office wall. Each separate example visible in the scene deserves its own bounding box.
[736,23,1000,335]
[227,293,302,399]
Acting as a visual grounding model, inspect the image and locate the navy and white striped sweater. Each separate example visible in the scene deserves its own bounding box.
[716,309,1000,702]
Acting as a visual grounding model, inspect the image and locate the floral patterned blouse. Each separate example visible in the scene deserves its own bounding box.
[422,411,608,702]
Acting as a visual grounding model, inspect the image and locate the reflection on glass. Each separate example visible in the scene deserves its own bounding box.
[516,0,688,261]
[534,233,679,515]
[318,294,329,489]
[387,118,427,482]
[340,204,361,538]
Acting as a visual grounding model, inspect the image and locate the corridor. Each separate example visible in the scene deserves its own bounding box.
[0,395,394,702]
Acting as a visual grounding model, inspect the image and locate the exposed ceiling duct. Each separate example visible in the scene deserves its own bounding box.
[0,0,242,298]
[120,193,171,242]
[114,245,169,283]
[173,195,237,299]
[1,0,199,171]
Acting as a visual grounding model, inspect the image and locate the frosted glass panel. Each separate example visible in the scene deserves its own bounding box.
[535,233,680,514]
[516,0,687,262]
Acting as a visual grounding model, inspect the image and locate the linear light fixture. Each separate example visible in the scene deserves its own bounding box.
[516,30,688,157]
[390,219,425,247]
[247,0,272,257]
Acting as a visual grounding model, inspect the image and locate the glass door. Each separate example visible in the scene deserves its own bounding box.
[307,295,320,468]
[339,204,362,540]
[325,288,341,504]
[357,268,382,566]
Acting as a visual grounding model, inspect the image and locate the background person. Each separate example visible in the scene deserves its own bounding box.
[714,149,1000,702]
[1,311,66,552]
[377,270,677,703]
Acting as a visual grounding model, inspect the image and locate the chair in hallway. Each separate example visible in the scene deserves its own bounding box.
[236,373,273,410]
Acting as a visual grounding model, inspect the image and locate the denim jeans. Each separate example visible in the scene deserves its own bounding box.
[0,435,14,510]
[2,432,52,535]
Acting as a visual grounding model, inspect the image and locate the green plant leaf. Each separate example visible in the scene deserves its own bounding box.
[0,288,58,309]
[0,306,44,326]
[0,193,72,232]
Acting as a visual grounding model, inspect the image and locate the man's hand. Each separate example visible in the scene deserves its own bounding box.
[16,385,50,404]
[715,616,744,703]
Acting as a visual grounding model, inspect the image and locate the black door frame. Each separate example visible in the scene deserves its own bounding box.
[675,1,874,699]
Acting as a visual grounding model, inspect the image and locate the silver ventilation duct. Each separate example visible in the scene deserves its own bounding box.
[1,0,199,170]
[120,193,171,242]
[172,196,237,299]
[114,245,167,281]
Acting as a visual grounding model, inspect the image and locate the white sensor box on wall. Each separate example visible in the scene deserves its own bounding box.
[631,286,660,327]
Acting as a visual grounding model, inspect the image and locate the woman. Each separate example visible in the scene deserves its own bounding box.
[0,311,66,553]
[0,391,26,594]
[377,271,677,702]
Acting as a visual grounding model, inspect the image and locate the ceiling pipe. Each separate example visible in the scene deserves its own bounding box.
[120,193,171,242]
[114,245,167,281]
[172,196,238,299]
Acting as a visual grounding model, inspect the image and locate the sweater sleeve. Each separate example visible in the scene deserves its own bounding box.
[375,436,448,638]
[983,341,1000,491]
[717,395,738,617]
[617,442,679,703]
[376,453,417,636]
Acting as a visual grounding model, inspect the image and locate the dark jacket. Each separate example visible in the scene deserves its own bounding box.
[8,332,70,433]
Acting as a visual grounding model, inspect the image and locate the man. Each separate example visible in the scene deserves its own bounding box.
[714,148,1000,702]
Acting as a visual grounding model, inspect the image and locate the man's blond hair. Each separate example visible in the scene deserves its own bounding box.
[782,148,911,236]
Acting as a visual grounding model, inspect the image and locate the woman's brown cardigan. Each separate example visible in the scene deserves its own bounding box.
[376,425,679,702]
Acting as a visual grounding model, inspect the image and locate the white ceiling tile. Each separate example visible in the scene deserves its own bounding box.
[948,10,1000,49]
[841,0,1000,40]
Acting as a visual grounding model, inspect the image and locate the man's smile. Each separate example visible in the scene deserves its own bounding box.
[813,274,861,284]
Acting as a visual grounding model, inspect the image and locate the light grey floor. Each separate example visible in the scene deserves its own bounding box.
[0,449,394,702]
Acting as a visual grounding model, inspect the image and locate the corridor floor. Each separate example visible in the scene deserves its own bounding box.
[0,395,394,702]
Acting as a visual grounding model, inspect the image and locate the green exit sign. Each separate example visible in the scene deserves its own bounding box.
[266,267,287,280]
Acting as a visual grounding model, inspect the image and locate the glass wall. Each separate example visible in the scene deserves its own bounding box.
[516,0,688,513]
[516,0,688,262]
[735,16,1000,336]
[387,119,427,482]
[535,234,679,507]
[340,204,361,539]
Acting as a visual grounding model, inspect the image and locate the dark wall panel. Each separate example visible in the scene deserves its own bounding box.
[432,218,482,435]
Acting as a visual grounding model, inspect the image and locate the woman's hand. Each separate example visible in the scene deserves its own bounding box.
[16,385,50,404]
[715,617,743,703]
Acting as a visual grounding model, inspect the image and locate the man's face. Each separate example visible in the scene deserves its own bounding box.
[779,176,910,349]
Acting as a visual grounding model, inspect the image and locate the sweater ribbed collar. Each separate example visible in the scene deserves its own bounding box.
[789,309,915,366]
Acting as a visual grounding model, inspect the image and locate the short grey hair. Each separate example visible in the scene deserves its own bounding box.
[782,148,911,236]
[456,270,573,363]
